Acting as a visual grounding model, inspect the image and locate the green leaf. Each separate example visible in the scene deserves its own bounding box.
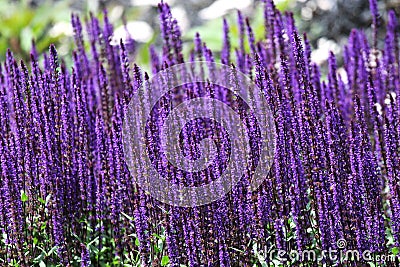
[38,197,45,204]
[39,261,46,267]
[387,235,394,246]
[33,251,45,263]
[135,237,140,247]
[158,237,164,251]
[45,194,52,205]
[20,190,28,202]
[152,233,164,240]
[89,244,99,255]
[121,212,134,221]
[2,233,8,242]
[40,222,47,231]
[71,232,83,243]
[392,247,399,256]
[47,246,58,256]
[87,236,99,246]
[289,220,296,230]
[229,246,245,253]
[161,255,169,266]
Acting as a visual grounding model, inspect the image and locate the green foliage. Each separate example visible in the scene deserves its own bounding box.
[0,0,73,62]
[184,0,292,54]
[20,190,28,202]
[0,193,171,266]
[161,255,169,266]
[392,247,399,256]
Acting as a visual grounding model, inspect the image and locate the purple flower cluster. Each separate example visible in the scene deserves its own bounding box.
[0,0,399,265]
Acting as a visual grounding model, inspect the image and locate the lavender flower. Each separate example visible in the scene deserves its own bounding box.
[0,0,399,265]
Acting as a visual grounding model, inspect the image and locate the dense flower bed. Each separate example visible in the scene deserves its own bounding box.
[0,0,399,266]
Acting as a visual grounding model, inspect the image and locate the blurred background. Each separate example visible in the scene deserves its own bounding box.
[0,0,399,67]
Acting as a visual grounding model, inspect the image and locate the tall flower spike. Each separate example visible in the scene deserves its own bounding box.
[328,52,339,104]
[149,45,161,75]
[245,17,257,56]
[194,32,203,60]
[80,244,91,267]
[324,101,345,244]
[236,10,246,71]
[119,40,134,100]
[263,0,277,63]
[221,18,230,65]
[158,2,183,65]
[369,0,379,49]
[383,116,400,247]
[71,13,89,76]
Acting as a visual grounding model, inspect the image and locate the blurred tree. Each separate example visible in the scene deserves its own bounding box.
[0,0,73,61]
[3,0,398,67]
[293,0,400,49]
